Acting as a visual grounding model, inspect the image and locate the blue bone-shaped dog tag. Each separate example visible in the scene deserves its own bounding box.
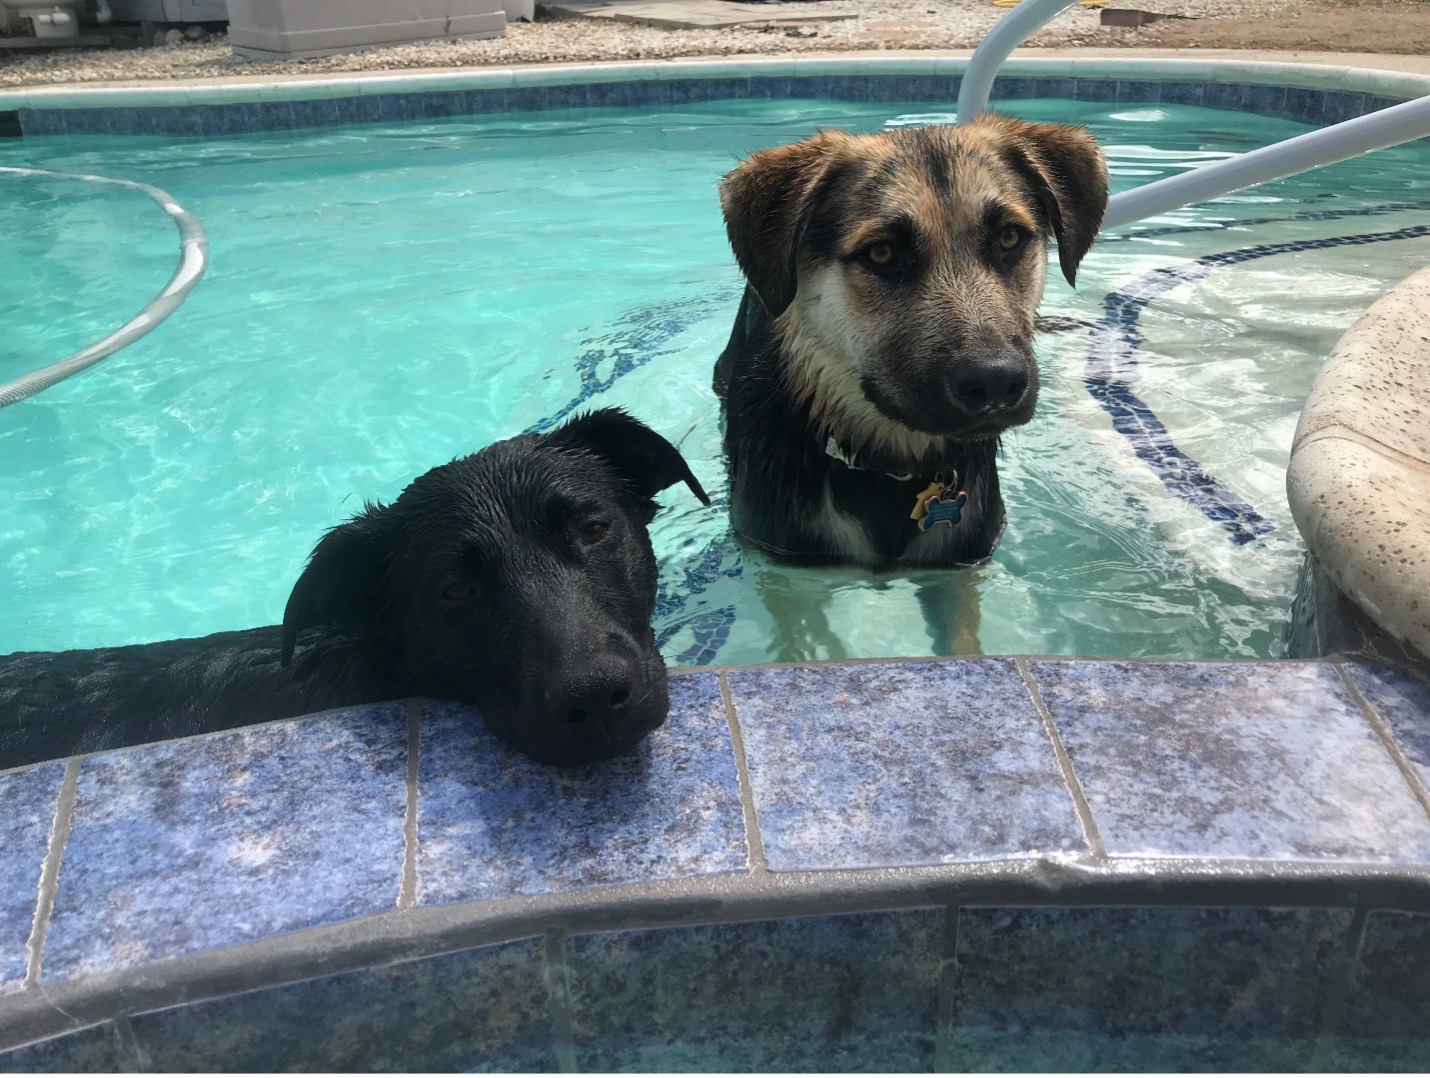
[917,491,968,532]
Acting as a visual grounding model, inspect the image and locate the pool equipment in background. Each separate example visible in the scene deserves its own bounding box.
[957,0,1430,229]
[0,167,207,408]
[0,0,89,38]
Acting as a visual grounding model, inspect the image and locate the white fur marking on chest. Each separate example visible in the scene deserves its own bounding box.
[777,266,945,464]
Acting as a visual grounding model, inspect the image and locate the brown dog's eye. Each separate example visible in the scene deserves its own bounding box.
[442,582,474,603]
[999,227,1023,251]
[866,242,894,266]
[579,521,609,545]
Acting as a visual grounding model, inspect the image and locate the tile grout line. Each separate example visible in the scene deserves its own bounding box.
[1016,657,1109,861]
[397,699,422,911]
[717,670,769,873]
[1334,664,1430,824]
[24,757,81,990]
[111,1015,150,1073]
[542,928,578,1074]
[1307,904,1369,1072]
[932,905,961,1073]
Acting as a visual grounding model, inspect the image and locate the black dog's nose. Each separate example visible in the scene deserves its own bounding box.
[953,353,1029,412]
[556,662,637,736]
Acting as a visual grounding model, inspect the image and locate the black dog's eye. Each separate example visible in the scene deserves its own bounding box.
[441,582,474,603]
[578,521,609,546]
[999,226,1024,251]
[865,242,895,266]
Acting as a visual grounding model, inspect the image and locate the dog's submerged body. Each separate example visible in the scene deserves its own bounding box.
[715,115,1109,568]
[0,410,708,771]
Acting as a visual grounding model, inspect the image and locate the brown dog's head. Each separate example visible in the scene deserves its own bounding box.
[719,115,1108,460]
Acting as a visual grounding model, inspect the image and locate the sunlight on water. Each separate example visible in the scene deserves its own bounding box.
[2,98,1428,663]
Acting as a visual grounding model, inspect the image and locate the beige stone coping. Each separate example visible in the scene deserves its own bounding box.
[1288,267,1430,660]
[2,47,1430,106]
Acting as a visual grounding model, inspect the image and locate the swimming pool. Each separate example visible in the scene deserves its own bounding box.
[3,96,1429,665]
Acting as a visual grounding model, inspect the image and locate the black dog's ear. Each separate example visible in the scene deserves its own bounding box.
[719,131,846,318]
[988,115,1109,287]
[549,408,711,506]
[281,505,390,666]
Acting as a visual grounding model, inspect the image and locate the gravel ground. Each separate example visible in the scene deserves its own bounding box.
[0,0,1405,89]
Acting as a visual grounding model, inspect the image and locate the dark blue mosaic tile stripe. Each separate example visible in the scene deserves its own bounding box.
[727,660,1085,872]
[41,705,407,984]
[0,763,64,996]
[1085,224,1430,546]
[416,672,746,906]
[0,1022,131,1073]
[1033,661,1430,862]
[1346,664,1430,795]
[128,937,556,1072]
[949,906,1353,1071]
[1326,910,1430,1071]
[567,908,943,1072]
[16,78,1408,137]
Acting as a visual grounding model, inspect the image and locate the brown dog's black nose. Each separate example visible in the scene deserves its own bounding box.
[954,353,1029,412]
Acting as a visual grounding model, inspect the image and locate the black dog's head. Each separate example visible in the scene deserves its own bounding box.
[720,116,1108,461]
[280,409,709,766]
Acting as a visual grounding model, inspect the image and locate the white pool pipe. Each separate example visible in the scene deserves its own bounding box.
[0,167,208,409]
[956,0,1081,125]
[1103,96,1430,229]
[956,0,1430,231]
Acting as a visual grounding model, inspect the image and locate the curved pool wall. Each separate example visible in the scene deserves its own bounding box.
[2,658,1430,1070]
[2,55,1429,136]
[3,55,1430,1070]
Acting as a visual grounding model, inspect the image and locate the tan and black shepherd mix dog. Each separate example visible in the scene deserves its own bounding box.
[713,115,1109,589]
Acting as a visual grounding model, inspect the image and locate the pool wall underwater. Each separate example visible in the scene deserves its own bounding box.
[2,56,1430,1071]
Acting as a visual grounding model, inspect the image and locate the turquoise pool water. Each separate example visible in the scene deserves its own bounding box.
[3,98,1429,664]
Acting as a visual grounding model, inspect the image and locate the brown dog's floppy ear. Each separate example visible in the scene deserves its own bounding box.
[719,132,841,317]
[549,408,711,507]
[990,116,1109,287]
[281,507,389,665]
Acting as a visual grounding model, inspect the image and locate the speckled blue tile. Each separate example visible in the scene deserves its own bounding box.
[1031,76,1079,101]
[1322,90,1371,126]
[506,85,550,112]
[567,908,942,1072]
[1116,79,1165,104]
[417,671,745,905]
[242,100,296,130]
[0,1023,132,1073]
[1283,86,1325,125]
[1240,81,1288,118]
[421,90,467,118]
[727,660,1084,872]
[463,86,508,114]
[18,109,64,136]
[584,80,632,108]
[0,763,63,996]
[1326,910,1430,1071]
[950,906,1353,1071]
[1201,81,1247,113]
[129,936,554,1072]
[41,705,407,983]
[1076,78,1119,102]
[288,97,342,130]
[1033,661,1430,862]
[1152,79,1198,107]
[1347,665,1430,795]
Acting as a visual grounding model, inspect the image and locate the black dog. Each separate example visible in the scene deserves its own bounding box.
[0,410,709,771]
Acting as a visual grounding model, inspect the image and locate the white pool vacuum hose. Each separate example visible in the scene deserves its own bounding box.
[0,167,208,409]
[956,0,1430,232]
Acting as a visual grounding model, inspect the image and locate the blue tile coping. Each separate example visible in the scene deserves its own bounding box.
[0,657,1427,1067]
[1,56,1427,138]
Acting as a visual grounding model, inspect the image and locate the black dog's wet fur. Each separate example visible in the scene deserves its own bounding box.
[0,410,708,772]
